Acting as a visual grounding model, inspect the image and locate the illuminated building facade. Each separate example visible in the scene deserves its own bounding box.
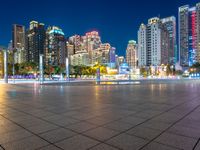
[45,26,66,66]
[12,24,26,63]
[126,40,137,69]
[138,24,147,67]
[179,3,200,67]
[109,47,116,68]
[68,35,83,54]
[138,17,170,67]
[161,16,177,64]
[26,21,46,64]
[70,51,89,66]
[118,56,125,66]
[83,31,101,63]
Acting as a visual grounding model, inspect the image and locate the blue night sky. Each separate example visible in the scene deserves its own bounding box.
[0,0,197,56]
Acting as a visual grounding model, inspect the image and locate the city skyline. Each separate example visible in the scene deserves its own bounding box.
[0,0,197,56]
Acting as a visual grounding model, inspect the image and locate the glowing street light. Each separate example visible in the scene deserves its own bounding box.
[3,49,8,84]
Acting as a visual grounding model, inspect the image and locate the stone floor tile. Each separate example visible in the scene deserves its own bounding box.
[83,127,119,141]
[106,133,148,150]
[39,128,77,143]
[141,142,180,150]
[126,126,162,140]
[0,129,32,144]
[55,135,99,150]
[155,132,197,150]
[67,122,97,133]
[2,136,49,150]
[89,143,119,150]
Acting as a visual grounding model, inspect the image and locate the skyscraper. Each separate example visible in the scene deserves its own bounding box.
[109,47,116,68]
[138,24,147,67]
[126,40,137,69]
[138,17,170,67]
[161,16,177,64]
[68,35,83,54]
[45,26,66,66]
[26,21,46,64]
[83,31,101,64]
[179,3,200,67]
[12,24,26,63]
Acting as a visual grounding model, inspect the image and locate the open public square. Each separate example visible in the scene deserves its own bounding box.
[0,80,200,150]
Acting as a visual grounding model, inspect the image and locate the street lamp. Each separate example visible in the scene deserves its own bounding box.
[3,49,8,83]
[95,62,101,83]
[39,54,44,84]
[66,57,69,81]
[12,49,17,84]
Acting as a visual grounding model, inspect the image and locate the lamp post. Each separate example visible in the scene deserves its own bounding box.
[12,49,17,84]
[3,49,8,83]
[95,62,101,84]
[39,54,44,84]
[66,57,69,81]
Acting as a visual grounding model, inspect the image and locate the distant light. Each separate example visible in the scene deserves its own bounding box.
[49,29,65,36]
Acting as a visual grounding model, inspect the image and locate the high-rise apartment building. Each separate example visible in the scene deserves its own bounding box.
[26,21,46,64]
[161,16,177,64]
[83,31,101,63]
[45,26,66,66]
[179,3,200,67]
[70,51,89,66]
[68,35,83,54]
[12,24,26,63]
[138,17,170,67]
[126,40,137,69]
[109,47,116,68]
[138,24,147,67]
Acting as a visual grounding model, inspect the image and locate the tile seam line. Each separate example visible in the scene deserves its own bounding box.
[0,114,64,150]
[193,138,200,150]
[0,107,121,150]
[0,145,5,150]
[138,104,200,150]
[99,98,199,147]
[1,96,199,149]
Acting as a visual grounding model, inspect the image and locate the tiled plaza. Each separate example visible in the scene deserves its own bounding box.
[0,80,200,150]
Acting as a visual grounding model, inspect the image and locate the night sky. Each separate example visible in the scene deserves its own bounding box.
[0,0,197,56]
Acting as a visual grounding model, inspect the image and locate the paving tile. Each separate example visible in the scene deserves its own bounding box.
[89,143,118,150]
[126,126,162,140]
[141,142,179,150]
[155,132,197,150]
[0,123,23,134]
[39,128,77,143]
[38,144,62,150]
[46,116,80,126]
[103,121,133,132]
[106,133,148,150]
[83,127,119,141]
[2,136,49,150]
[152,113,183,124]
[140,120,171,131]
[67,122,97,133]
[0,129,33,144]
[26,123,59,134]
[86,117,115,126]
[167,125,200,139]
[55,135,99,150]
[119,116,146,126]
